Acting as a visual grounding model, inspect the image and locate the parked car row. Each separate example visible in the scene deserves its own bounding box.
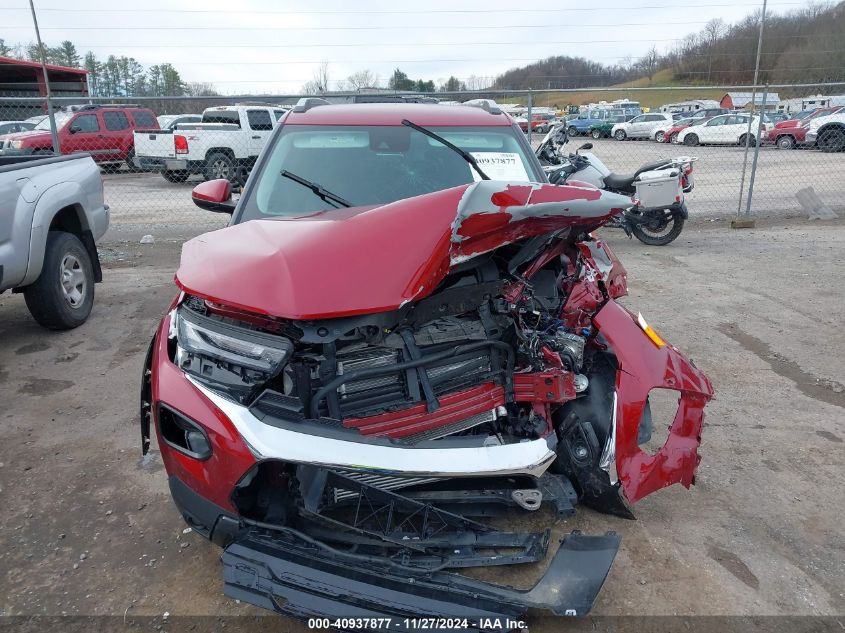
[0,103,290,179]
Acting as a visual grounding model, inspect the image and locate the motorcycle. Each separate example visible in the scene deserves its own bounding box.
[536,124,696,246]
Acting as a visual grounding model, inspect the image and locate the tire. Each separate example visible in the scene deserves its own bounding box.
[614,129,627,141]
[125,148,139,172]
[204,151,236,181]
[162,170,190,183]
[655,131,666,143]
[23,231,95,330]
[567,126,578,137]
[683,133,699,146]
[630,212,685,246]
[670,132,679,144]
[739,134,756,147]
[590,128,602,140]
[817,127,845,153]
[775,135,795,150]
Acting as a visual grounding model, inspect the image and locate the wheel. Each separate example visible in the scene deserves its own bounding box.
[204,151,236,181]
[670,132,679,144]
[655,130,665,143]
[630,212,685,246]
[683,133,699,146]
[614,129,627,141]
[567,126,578,137]
[537,124,548,134]
[162,170,190,183]
[590,128,602,140]
[739,134,756,147]
[817,127,845,152]
[775,135,795,150]
[125,148,139,172]
[23,231,94,330]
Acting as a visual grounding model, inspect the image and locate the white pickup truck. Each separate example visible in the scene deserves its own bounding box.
[133,104,288,183]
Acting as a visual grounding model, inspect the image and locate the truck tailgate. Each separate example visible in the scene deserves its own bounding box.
[134,129,175,159]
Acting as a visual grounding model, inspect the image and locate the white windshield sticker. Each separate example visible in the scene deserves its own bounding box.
[470,152,530,182]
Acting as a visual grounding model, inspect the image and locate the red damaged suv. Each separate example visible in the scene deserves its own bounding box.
[141,99,713,623]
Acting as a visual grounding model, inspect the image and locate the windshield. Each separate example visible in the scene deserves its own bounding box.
[241,124,541,221]
[34,112,73,131]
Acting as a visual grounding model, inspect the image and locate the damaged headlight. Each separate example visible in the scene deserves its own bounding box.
[173,305,293,402]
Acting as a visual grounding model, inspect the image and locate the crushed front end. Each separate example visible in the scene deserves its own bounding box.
[141,182,713,624]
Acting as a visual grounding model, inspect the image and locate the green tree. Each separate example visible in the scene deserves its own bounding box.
[388,68,415,91]
[54,41,80,67]
[0,39,12,57]
[439,76,465,92]
[415,79,435,92]
[84,51,102,95]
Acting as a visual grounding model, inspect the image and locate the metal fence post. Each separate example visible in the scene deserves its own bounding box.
[527,89,533,145]
[743,85,768,218]
[733,0,768,229]
[28,0,60,154]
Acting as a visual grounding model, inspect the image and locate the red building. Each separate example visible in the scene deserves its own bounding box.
[0,55,89,119]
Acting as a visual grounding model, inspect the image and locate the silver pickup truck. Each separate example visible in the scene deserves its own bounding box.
[0,154,109,329]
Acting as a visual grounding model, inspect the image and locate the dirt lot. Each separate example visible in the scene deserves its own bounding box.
[1,203,843,629]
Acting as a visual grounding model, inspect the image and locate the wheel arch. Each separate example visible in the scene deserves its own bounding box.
[22,192,101,287]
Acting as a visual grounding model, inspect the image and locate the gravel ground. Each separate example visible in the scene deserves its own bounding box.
[0,206,843,630]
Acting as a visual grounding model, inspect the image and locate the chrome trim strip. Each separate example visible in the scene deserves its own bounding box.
[189,377,557,478]
[598,391,618,485]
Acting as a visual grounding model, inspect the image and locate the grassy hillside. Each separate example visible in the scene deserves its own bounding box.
[507,71,725,110]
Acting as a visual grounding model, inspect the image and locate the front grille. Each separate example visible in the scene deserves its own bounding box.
[328,344,496,419]
[403,409,496,443]
[331,470,441,502]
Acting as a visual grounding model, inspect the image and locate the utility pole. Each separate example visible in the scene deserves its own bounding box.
[28,0,60,154]
[733,0,767,229]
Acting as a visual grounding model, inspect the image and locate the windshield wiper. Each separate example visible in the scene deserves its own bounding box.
[280,170,352,208]
[400,119,490,181]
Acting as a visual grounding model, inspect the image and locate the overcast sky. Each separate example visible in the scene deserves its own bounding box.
[1,0,803,94]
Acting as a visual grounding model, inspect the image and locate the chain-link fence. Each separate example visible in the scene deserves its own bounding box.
[1,83,843,237]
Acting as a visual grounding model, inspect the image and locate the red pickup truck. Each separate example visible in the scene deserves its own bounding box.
[0,104,158,168]
[764,106,842,149]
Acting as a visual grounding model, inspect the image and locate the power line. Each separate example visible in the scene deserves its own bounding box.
[0,3,805,13]
[3,21,719,30]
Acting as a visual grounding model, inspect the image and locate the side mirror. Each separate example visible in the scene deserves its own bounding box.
[579,143,593,150]
[68,124,80,134]
[192,179,235,214]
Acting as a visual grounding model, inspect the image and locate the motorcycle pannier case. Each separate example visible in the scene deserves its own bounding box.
[633,170,681,209]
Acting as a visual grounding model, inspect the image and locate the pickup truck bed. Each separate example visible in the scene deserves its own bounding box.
[1,153,109,329]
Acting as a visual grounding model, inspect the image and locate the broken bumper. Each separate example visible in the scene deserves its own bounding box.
[192,377,558,478]
[223,528,620,623]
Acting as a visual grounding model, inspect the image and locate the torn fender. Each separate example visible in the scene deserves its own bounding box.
[593,301,714,504]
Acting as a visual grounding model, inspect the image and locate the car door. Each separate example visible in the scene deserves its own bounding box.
[699,115,728,143]
[246,109,274,158]
[63,113,108,160]
[102,110,132,161]
[725,115,751,143]
[627,115,647,137]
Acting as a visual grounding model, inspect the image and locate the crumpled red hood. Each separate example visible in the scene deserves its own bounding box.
[176,181,631,320]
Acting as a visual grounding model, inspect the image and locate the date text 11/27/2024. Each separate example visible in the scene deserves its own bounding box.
[307,617,530,630]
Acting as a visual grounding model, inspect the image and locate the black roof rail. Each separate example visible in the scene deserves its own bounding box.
[75,103,141,111]
[292,97,331,113]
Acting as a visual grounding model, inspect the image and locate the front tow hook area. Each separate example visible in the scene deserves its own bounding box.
[222,528,620,626]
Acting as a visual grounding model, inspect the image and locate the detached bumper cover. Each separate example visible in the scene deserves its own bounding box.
[193,377,558,478]
[223,529,620,623]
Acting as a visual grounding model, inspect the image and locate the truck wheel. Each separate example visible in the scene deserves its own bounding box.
[567,126,578,137]
[23,231,94,330]
[162,170,190,183]
[590,129,602,140]
[204,152,236,181]
[614,130,627,141]
[818,128,845,152]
